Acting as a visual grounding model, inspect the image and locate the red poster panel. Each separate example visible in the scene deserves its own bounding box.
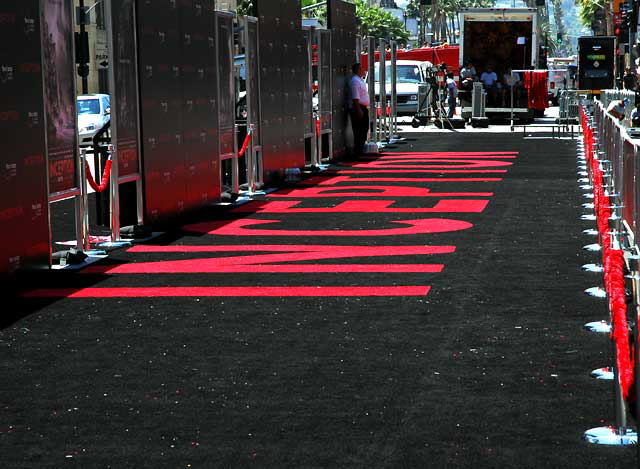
[41,0,77,195]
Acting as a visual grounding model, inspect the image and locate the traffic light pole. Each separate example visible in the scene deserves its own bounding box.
[78,0,88,94]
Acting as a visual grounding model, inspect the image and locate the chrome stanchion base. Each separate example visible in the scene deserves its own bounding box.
[581,214,596,221]
[578,171,589,177]
[98,240,132,249]
[582,203,594,209]
[584,286,606,298]
[590,367,614,380]
[583,193,594,199]
[583,243,601,251]
[582,263,604,272]
[583,427,637,445]
[583,228,598,236]
[584,321,612,333]
[578,178,590,183]
[580,185,593,190]
[364,142,379,154]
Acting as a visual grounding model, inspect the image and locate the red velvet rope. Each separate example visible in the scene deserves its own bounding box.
[316,118,321,138]
[581,106,634,399]
[237,130,252,157]
[85,158,112,193]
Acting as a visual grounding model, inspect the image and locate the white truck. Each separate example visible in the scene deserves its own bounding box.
[458,8,540,121]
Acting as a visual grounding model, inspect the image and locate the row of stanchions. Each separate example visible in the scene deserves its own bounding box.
[579,105,638,446]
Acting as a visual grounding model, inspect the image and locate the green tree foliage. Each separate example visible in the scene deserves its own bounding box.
[238,0,410,44]
[354,0,410,44]
[574,0,598,27]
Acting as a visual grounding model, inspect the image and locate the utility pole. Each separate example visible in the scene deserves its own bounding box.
[77,0,89,94]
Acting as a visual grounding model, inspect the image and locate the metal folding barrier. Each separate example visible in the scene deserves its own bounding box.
[216,11,238,196]
[582,101,640,445]
[316,28,332,162]
[240,15,263,193]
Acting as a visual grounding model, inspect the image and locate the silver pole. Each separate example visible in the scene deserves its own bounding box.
[378,39,386,143]
[108,144,121,242]
[367,37,377,148]
[510,71,514,131]
[390,41,398,139]
[79,148,90,252]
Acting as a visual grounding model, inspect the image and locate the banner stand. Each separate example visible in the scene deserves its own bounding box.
[364,37,378,154]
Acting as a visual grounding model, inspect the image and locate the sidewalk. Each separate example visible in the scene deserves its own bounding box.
[3,131,635,467]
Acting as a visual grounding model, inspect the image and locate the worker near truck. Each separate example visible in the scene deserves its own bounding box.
[445,71,458,118]
[502,68,521,106]
[480,66,500,105]
[460,62,477,90]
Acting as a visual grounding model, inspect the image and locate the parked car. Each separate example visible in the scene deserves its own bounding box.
[373,60,429,115]
[77,94,110,146]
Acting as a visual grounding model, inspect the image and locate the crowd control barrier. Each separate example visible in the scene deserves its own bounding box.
[316,28,333,163]
[365,37,379,154]
[580,102,640,445]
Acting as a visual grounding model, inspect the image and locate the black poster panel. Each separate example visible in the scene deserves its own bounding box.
[182,0,219,208]
[256,1,283,177]
[216,12,234,158]
[0,0,50,274]
[137,0,187,223]
[328,0,356,159]
[110,0,140,177]
[256,0,305,177]
[41,0,77,194]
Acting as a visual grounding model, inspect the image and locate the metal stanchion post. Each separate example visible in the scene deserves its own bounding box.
[378,39,386,145]
[390,41,401,142]
[99,144,131,248]
[79,148,90,252]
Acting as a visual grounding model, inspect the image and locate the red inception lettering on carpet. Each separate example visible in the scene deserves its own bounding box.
[84,244,454,274]
[371,153,517,159]
[303,176,503,185]
[335,169,507,174]
[377,151,518,157]
[183,218,473,236]
[268,186,493,198]
[23,286,431,298]
[232,200,489,213]
[343,159,512,169]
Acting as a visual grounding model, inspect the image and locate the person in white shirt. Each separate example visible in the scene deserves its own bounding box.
[606,99,627,120]
[349,63,369,157]
[445,72,458,118]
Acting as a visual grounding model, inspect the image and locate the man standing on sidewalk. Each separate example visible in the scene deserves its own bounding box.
[445,71,458,118]
[349,63,369,158]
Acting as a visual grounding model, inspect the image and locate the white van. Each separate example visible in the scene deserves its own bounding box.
[77,94,110,145]
[373,60,429,115]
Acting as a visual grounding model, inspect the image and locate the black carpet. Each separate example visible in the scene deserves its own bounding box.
[2,131,636,467]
